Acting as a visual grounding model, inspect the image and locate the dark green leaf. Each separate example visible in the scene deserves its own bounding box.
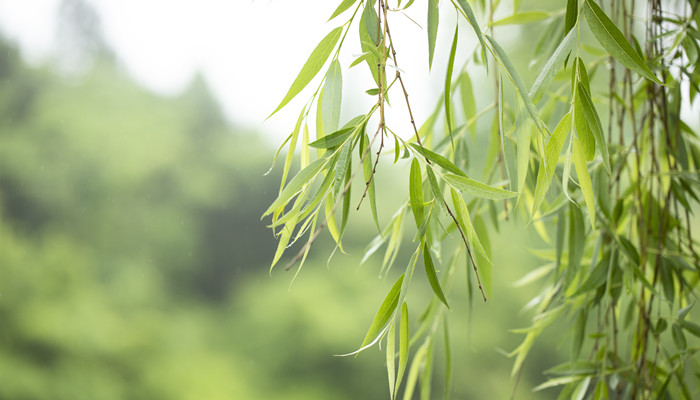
[565,0,578,35]
[423,244,449,308]
[410,159,424,229]
[583,0,662,84]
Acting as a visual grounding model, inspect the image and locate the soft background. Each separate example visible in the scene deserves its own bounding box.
[0,1,597,398]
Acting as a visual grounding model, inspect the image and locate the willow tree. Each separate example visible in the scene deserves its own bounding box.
[263,0,700,398]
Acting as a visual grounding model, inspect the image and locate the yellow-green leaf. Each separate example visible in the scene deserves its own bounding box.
[532,112,572,214]
[395,302,409,398]
[572,136,596,228]
[322,59,343,134]
[264,157,329,216]
[410,159,424,229]
[427,0,439,69]
[329,0,357,21]
[443,173,519,200]
[270,27,343,117]
[491,11,550,26]
[361,274,405,348]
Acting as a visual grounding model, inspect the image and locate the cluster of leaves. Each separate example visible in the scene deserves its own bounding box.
[264,0,700,398]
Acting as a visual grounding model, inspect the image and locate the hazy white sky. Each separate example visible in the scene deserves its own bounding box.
[0,0,453,139]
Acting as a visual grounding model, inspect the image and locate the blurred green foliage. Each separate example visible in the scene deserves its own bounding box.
[0,7,573,398]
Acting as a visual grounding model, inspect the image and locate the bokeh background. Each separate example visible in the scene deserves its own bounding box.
[0,1,612,398]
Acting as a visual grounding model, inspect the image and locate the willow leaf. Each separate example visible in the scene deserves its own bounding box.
[424,245,449,308]
[395,302,409,397]
[460,72,477,137]
[329,0,357,21]
[361,274,405,348]
[309,127,355,148]
[360,130,380,230]
[322,59,343,134]
[576,82,610,173]
[492,11,550,26]
[454,0,488,69]
[410,143,467,177]
[529,28,576,104]
[572,137,596,228]
[486,34,547,134]
[445,26,458,146]
[428,0,439,69]
[532,112,572,214]
[450,189,490,265]
[386,320,396,399]
[410,159,425,229]
[583,0,661,84]
[270,27,343,117]
[264,157,328,216]
[565,0,578,35]
[443,173,518,200]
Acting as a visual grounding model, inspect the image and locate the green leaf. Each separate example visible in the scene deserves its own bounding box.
[568,205,585,272]
[386,320,396,399]
[410,159,425,229]
[364,0,379,46]
[450,189,490,266]
[410,143,467,177]
[672,323,687,353]
[361,274,405,348]
[576,81,611,173]
[678,303,694,320]
[445,26,458,146]
[329,0,357,21]
[270,27,343,117]
[574,257,609,295]
[264,157,329,216]
[679,320,700,338]
[309,127,355,148]
[572,136,596,228]
[402,340,427,400]
[573,90,595,161]
[442,319,452,400]
[529,28,576,104]
[486,34,548,134]
[280,106,308,193]
[583,0,661,84]
[444,173,519,200]
[395,302,409,398]
[423,244,449,308]
[531,112,572,214]
[460,72,477,137]
[517,123,533,192]
[565,0,578,35]
[322,59,343,134]
[420,337,434,400]
[492,11,550,26]
[454,0,488,70]
[428,0,439,69]
[360,129,380,230]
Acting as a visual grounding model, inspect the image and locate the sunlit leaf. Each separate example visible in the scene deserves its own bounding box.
[264,157,329,216]
[531,112,572,214]
[309,127,355,148]
[329,0,357,21]
[572,137,596,228]
[360,274,405,348]
[492,11,550,26]
[322,59,343,134]
[443,173,518,200]
[270,27,343,117]
[427,0,439,69]
[576,82,610,173]
[410,158,425,229]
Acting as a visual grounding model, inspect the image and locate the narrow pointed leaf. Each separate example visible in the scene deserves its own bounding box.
[386,320,396,399]
[517,123,533,192]
[428,0,439,68]
[450,189,490,265]
[492,11,550,26]
[423,245,449,308]
[572,137,596,227]
[270,27,343,117]
[565,0,578,35]
[264,157,328,216]
[486,34,548,134]
[529,28,576,104]
[309,127,355,148]
[360,130,380,230]
[322,59,343,134]
[445,26,458,146]
[410,143,467,177]
[443,173,518,200]
[454,0,488,69]
[460,72,477,137]
[329,0,357,21]
[532,112,572,214]
[576,82,610,173]
[395,302,410,397]
[409,159,425,230]
[583,0,661,84]
[361,274,405,348]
